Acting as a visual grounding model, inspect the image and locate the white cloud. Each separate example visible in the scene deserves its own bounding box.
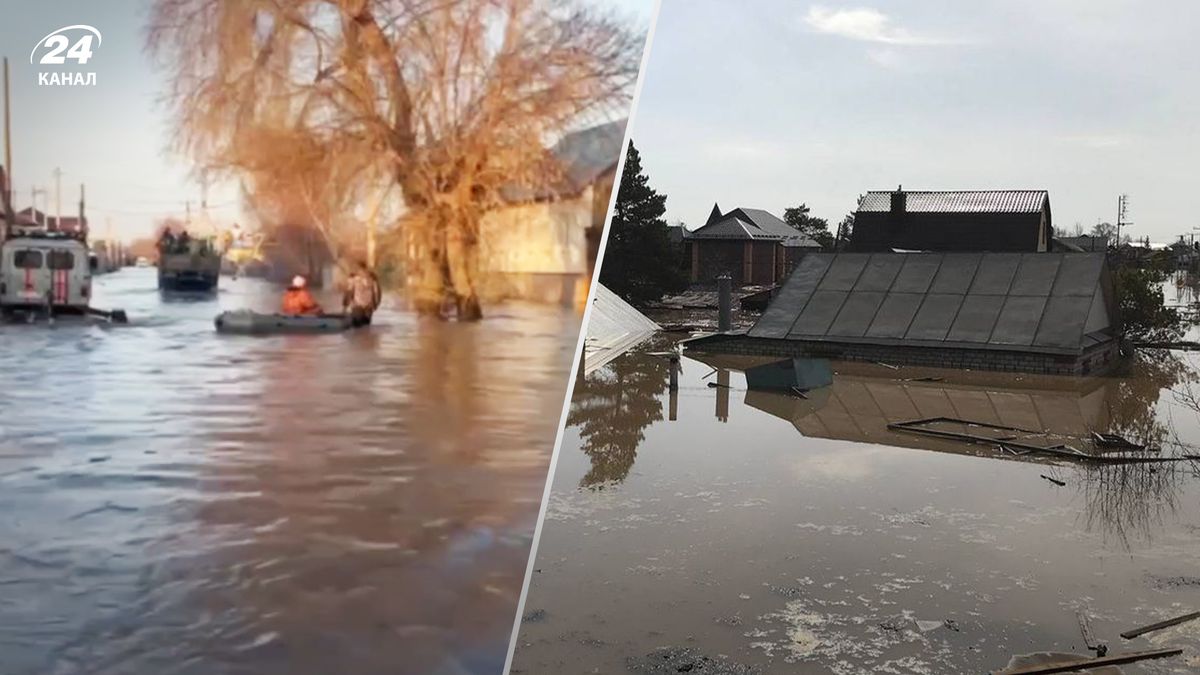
[805,6,962,46]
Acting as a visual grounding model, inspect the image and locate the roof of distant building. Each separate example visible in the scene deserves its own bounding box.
[686,205,821,248]
[857,190,1049,214]
[500,119,627,203]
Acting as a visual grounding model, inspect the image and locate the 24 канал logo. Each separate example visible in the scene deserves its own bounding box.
[31,25,102,87]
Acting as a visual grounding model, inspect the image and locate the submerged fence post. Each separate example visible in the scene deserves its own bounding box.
[717,274,732,332]
[668,354,679,421]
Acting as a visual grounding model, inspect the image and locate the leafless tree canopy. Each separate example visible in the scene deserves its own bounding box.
[148,0,642,319]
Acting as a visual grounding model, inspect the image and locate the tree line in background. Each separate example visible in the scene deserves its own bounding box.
[601,141,855,306]
[148,0,642,320]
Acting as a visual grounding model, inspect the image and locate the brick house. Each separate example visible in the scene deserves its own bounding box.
[682,204,821,286]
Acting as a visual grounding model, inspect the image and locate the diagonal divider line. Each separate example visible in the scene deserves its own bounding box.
[501,5,665,671]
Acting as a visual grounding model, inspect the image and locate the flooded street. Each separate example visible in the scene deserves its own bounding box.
[0,268,578,675]
[513,342,1200,674]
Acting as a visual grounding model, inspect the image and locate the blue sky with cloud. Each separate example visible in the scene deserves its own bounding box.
[0,0,652,241]
[632,0,1200,241]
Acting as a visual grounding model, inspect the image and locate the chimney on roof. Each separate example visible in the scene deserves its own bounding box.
[888,185,906,235]
[890,185,905,214]
[706,202,722,226]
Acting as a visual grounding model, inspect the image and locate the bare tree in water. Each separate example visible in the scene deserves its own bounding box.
[148,0,642,319]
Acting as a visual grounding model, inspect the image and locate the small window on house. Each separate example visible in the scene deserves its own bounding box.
[13,250,43,269]
[48,250,75,270]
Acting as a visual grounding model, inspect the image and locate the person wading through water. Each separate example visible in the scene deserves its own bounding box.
[282,275,322,316]
[343,260,382,327]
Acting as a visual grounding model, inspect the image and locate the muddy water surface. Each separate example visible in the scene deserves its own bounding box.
[513,343,1200,674]
[0,268,577,675]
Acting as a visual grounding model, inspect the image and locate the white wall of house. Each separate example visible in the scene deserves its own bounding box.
[478,187,594,304]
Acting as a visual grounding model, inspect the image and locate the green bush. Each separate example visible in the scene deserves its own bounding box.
[1113,265,1183,342]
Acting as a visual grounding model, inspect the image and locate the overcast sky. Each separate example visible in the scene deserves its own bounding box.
[631,0,1200,243]
[0,0,652,242]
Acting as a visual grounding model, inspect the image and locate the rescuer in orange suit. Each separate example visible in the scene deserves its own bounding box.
[282,275,322,316]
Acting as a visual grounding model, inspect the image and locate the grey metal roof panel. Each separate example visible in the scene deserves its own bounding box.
[865,292,924,338]
[1033,295,1091,349]
[891,255,941,293]
[945,294,1005,343]
[907,293,965,341]
[1009,254,1062,296]
[788,290,850,338]
[821,254,871,291]
[748,254,831,338]
[856,255,905,292]
[967,253,1020,295]
[991,296,1049,346]
[1051,253,1105,296]
[857,190,1048,214]
[828,291,886,337]
[929,254,981,294]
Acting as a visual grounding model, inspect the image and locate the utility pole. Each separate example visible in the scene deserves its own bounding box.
[1116,194,1130,245]
[32,186,46,225]
[53,167,62,231]
[3,56,13,228]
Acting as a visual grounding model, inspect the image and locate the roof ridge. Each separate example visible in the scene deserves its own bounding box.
[863,189,1048,194]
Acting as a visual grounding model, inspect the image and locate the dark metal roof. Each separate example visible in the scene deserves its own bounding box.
[686,206,820,247]
[857,190,1048,214]
[748,252,1114,355]
[1057,235,1110,252]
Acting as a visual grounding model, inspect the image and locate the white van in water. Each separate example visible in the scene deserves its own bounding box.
[0,231,92,316]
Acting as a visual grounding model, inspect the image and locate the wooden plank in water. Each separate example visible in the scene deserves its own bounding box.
[991,648,1182,675]
[1120,610,1200,639]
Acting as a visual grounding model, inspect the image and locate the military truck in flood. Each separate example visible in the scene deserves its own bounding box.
[158,233,221,292]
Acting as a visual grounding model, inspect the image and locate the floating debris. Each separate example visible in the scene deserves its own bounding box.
[991,648,1182,674]
[1120,609,1200,639]
[626,646,760,675]
[521,609,547,624]
[1075,610,1106,656]
[1040,475,1066,487]
[888,417,1199,464]
[1091,432,1146,451]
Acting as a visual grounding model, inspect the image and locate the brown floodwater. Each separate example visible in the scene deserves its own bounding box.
[0,267,577,675]
[512,338,1200,674]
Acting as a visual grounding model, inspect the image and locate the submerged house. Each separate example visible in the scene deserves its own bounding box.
[690,251,1121,376]
[682,205,821,287]
[480,119,627,306]
[849,189,1052,252]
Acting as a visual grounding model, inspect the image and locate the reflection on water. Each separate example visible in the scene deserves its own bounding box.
[0,268,577,675]
[516,344,1200,674]
[567,353,669,489]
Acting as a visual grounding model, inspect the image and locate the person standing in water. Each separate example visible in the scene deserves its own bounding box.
[343,260,381,327]
[282,275,322,316]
